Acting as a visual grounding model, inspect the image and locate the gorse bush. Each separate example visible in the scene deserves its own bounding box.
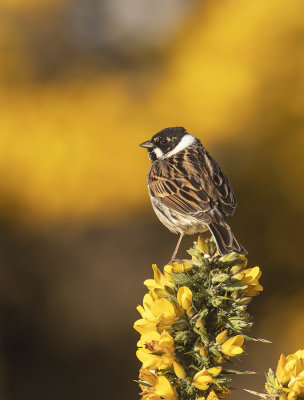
[134,236,263,400]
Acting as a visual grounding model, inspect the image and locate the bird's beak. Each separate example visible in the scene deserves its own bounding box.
[139,140,154,149]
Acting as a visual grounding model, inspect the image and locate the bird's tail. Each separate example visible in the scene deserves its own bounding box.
[208,220,247,256]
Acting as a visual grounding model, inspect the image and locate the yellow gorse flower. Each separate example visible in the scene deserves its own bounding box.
[164,260,193,274]
[144,264,174,291]
[221,335,244,357]
[134,291,181,335]
[136,331,175,370]
[193,367,222,391]
[139,369,177,400]
[277,354,294,385]
[193,369,216,391]
[267,350,304,400]
[234,266,263,296]
[137,331,185,378]
[177,286,194,316]
[277,352,304,385]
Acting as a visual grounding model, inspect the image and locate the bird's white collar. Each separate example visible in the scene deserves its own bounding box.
[164,134,196,158]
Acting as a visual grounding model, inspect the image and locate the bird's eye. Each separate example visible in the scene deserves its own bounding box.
[160,138,167,145]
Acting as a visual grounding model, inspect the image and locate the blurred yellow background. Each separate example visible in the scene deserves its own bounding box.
[0,0,304,399]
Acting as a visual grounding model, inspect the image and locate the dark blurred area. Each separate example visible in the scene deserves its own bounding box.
[0,0,304,399]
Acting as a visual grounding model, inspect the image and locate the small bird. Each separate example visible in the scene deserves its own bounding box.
[140,127,247,261]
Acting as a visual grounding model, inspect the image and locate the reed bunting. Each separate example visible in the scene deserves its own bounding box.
[140,127,247,261]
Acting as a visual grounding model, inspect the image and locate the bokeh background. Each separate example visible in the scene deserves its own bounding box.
[0,0,304,399]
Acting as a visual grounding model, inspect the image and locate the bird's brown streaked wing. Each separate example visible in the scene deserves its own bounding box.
[178,146,237,216]
[148,160,213,223]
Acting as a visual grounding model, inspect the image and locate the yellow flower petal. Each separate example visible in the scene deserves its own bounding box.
[136,349,159,369]
[287,391,298,400]
[158,353,174,369]
[207,390,219,400]
[295,350,304,360]
[144,278,157,290]
[242,266,261,284]
[177,286,194,315]
[137,330,160,347]
[208,366,222,377]
[173,361,186,379]
[216,330,228,344]
[144,264,174,291]
[221,335,244,357]
[193,369,215,390]
[233,266,263,297]
[152,264,163,284]
[155,376,176,399]
[136,348,173,370]
[139,368,157,387]
[151,297,174,318]
[142,395,162,400]
[198,235,209,254]
[277,354,288,384]
[133,318,157,335]
[165,260,193,273]
[245,283,263,296]
[159,331,175,354]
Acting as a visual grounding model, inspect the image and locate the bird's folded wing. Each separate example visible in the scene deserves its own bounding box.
[149,165,213,222]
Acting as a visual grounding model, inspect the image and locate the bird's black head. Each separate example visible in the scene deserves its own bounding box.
[140,127,198,161]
